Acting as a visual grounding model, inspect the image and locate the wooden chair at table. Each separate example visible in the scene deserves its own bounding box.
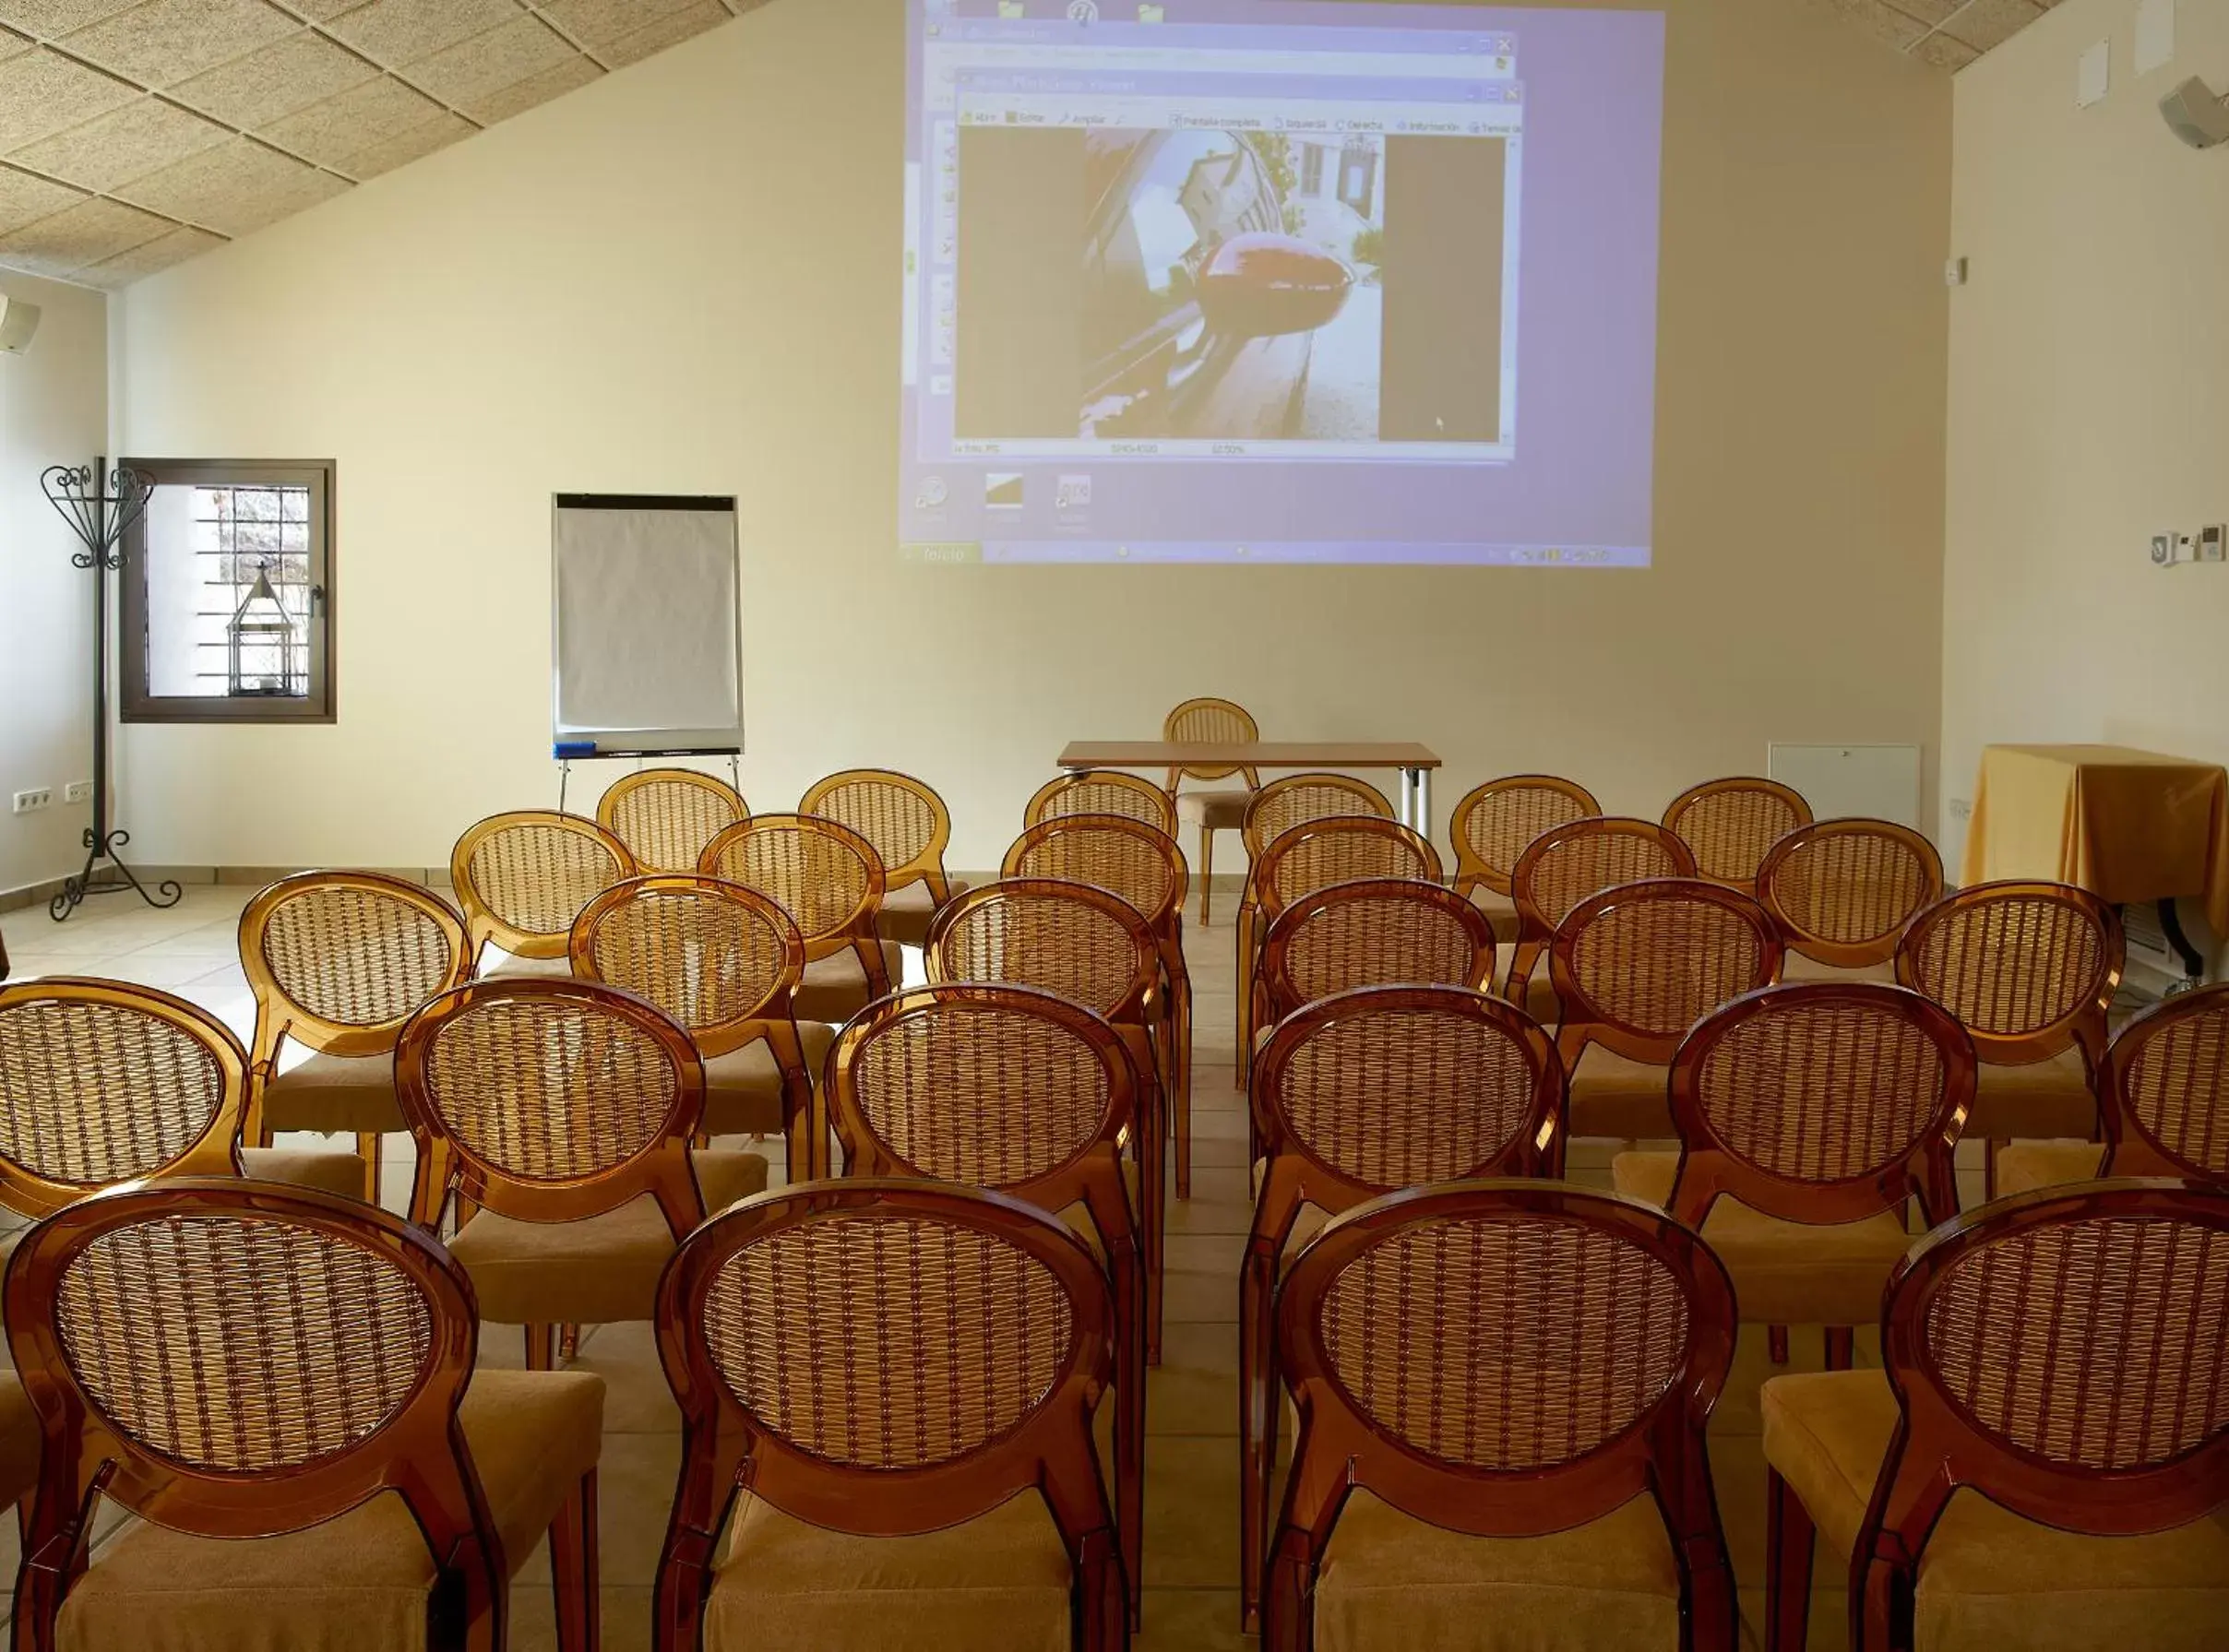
[1611,981,1975,1370]
[1004,813,1194,1195]
[1256,876,1496,1028]
[1894,880,2123,1195]
[652,1180,1129,1652]
[395,976,769,1371]
[924,876,1170,1361]
[451,810,635,977]
[598,767,749,874]
[570,874,828,1177]
[1448,774,1602,944]
[1760,1180,2229,1652]
[1234,774,1398,1080]
[5,1179,604,1652]
[240,869,471,1205]
[1663,777,1813,895]
[826,983,1150,1625]
[1997,979,2229,1195]
[1262,1180,1740,1652]
[1240,987,1563,1632]
[1757,819,1944,984]
[1552,878,1783,1170]
[1163,695,1262,925]
[1029,769,1181,836]
[1505,816,1697,1024]
[803,767,966,950]
[699,813,899,1026]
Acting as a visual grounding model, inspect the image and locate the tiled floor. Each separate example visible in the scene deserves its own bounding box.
[0,881,1963,1649]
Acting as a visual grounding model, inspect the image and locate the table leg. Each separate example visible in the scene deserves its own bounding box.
[2157,898,2208,988]
[1416,768,1433,846]
[1399,768,1418,832]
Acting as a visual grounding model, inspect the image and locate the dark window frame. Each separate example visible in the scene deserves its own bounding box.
[118,458,337,725]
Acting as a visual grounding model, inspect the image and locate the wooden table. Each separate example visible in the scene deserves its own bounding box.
[1058,742,1444,835]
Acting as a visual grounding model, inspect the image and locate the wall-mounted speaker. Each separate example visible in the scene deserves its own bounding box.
[0,293,42,354]
[2160,77,2229,150]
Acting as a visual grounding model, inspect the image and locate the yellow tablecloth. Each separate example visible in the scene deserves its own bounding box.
[1963,745,2229,937]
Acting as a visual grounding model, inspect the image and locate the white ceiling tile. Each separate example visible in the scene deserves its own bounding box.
[61,0,300,89]
[537,0,701,50]
[281,0,359,16]
[0,160,87,233]
[599,0,725,70]
[0,25,31,58]
[343,109,470,177]
[114,133,346,232]
[1915,32,1983,69]
[0,192,172,274]
[9,95,231,191]
[403,14,574,107]
[0,1,137,36]
[0,48,138,151]
[461,50,599,124]
[256,73,444,169]
[75,221,223,284]
[1818,0,1931,53]
[169,30,380,129]
[323,0,521,66]
[1942,0,2046,53]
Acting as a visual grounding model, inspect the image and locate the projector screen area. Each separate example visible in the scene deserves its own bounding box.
[901,1,1666,566]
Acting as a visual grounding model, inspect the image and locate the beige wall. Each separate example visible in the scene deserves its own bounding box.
[108,0,1951,873]
[1943,0,2229,882]
[0,274,106,900]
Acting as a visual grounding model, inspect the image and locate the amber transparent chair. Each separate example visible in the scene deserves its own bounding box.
[240,870,471,1204]
[1757,819,1944,982]
[451,811,635,976]
[1264,1181,1739,1652]
[1005,813,1196,1197]
[700,813,897,1025]
[802,767,965,950]
[1551,878,1782,1161]
[598,768,749,875]
[1663,777,1813,893]
[925,876,1169,1358]
[828,984,1149,1624]
[1030,768,1183,837]
[5,1179,603,1652]
[1240,987,1563,1629]
[1165,696,1262,924]
[654,1180,1127,1652]
[570,875,827,1176]
[1257,876,1496,1027]
[1507,815,1697,1020]
[0,978,364,1220]
[1895,881,2123,1192]
[396,977,767,1369]
[1448,775,1602,944]
[1234,775,1398,1078]
[1761,1181,2229,1652]
[1612,981,1974,1370]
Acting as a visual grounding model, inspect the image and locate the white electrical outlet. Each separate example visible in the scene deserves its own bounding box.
[2200,525,2227,565]
[1948,798,1973,821]
[12,788,54,814]
[64,780,92,804]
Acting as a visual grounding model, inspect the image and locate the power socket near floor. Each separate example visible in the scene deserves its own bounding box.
[65,780,92,803]
[12,788,53,814]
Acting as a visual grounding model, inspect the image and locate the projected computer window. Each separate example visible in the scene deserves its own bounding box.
[901,3,1665,568]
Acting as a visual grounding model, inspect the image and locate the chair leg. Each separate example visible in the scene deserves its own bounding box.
[550,1469,601,1652]
[526,1325,556,1372]
[356,1134,381,1205]
[1239,1243,1278,1634]
[1200,826,1214,926]
[1109,1242,1147,1631]
[1984,1138,1999,1202]
[1825,1326,1855,1371]
[1766,1468,1817,1652]
[1854,1551,1911,1652]
[1173,973,1193,1200]
[1769,1325,1790,1365]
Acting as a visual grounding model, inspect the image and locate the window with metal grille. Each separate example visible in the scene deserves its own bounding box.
[119,459,334,723]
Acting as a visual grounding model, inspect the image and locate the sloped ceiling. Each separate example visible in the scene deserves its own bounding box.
[0,0,767,289]
[0,0,2059,292]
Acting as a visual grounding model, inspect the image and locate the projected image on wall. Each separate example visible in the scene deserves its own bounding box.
[901,2,1665,566]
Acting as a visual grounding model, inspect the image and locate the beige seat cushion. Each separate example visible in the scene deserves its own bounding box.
[449,1150,766,1325]
[1613,1152,1913,1326]
[876,879,971,949]
[793,944,905,1025]
[1174,788,1253,830]
[1761,1371,2229,1651]
[1313,1486,1681,1651]
[485,952,575,980]
[1995,1139,2107,1196]
[1782,953,1899,984]
[1467,888,1520,945]
[703,1023,835,1136]
[0,1372,40,1513]
[242,1146,374,1200]
[56,1368,604,1652]
[703,1487,1071,1652]
[258,1052,401,1137]
[1567,1045,1673,1141]
[1968,1047,2098,1140]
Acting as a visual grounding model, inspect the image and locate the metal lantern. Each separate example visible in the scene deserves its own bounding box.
[227,561,298,697]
